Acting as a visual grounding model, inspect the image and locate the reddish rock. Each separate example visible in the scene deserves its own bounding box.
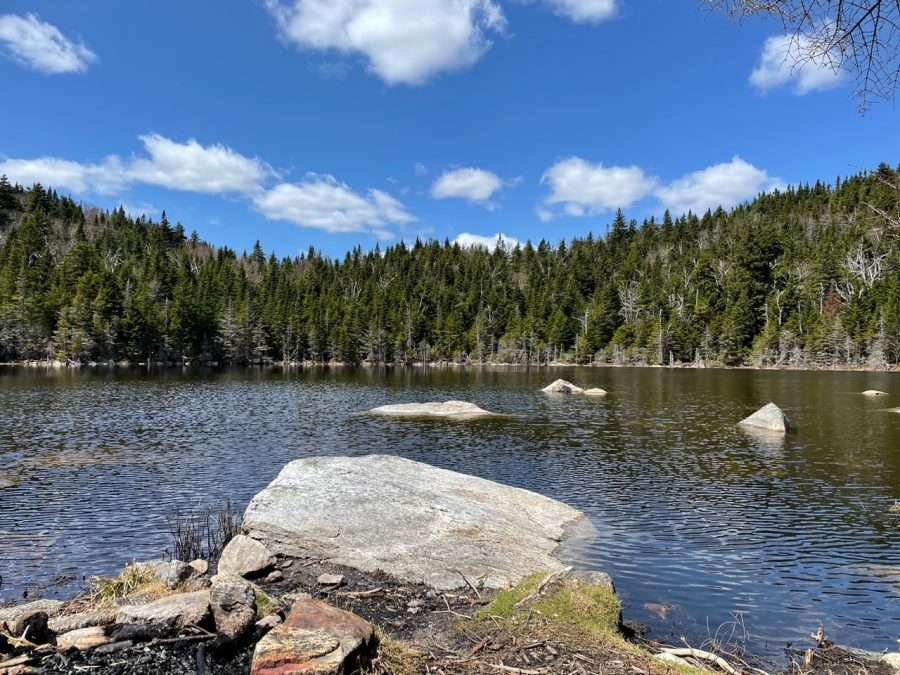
[250,598,374,675]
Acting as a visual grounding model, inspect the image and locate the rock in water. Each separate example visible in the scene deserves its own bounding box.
[250,598,374,675]
[218,534,275,578]
[862,390,889,396]
[583,388,608,397]
[739,403,792,434]
[542,379,584,394]
[368,400,496,419]
[243,455,586,590]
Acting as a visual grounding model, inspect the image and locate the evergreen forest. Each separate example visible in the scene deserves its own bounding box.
[1,165,899,369]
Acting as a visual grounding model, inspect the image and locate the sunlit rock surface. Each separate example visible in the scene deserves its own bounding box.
[368,400,497,419]
[243,455,586,590]
[542,379,584,394]
[738,403,792,434]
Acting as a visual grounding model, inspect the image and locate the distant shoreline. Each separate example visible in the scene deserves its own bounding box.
[2,359,898,374]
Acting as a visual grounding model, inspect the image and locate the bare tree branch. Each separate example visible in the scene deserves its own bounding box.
[709,0,900,110]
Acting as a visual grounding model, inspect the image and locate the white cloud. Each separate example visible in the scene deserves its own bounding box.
[0,135,269,198]
[541,0,617,23]
[128,134,270,196]
[118,203,159,220]
[540,157,656,218]
[254,175,415,234]
[0,13,96,74]
[454,232,519,250]
[655,156,780,215]
[263,0,506,85]
[431,167,503,205]
[0,156,127,195]
[750,34,844,95]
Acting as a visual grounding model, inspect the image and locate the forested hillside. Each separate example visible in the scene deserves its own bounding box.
[1,167,898,368]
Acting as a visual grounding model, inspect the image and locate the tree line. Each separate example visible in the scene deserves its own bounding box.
[0,166,898,368]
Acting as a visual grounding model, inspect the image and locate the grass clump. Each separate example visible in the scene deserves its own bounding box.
[364,631,425,675]
[533,581,622,640]
[254,589,275,619]
[478,572,543,620]
[89,565,168,608]
[479,574,628,651]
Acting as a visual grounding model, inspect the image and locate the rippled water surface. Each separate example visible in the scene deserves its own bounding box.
[2,366,899,662]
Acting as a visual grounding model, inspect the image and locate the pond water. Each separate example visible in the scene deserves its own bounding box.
[1,366,899,664]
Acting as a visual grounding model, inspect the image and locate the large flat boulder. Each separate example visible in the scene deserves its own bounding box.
[243,455,586,591]
[738,403,792,434]
[368,400,497,419]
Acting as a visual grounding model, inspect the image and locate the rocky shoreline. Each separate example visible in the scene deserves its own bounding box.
[3,456,898,675]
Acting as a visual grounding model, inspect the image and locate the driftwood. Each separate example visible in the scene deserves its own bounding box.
[659,647,740,675]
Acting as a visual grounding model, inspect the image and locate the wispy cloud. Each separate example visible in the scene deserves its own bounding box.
[253,175,415,235]
[1,136,414,238]
[750,34,845,95]
[0,13,96,74]
[431,167,504,207]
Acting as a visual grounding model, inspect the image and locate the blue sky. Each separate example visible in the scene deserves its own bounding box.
[0,0,897,257]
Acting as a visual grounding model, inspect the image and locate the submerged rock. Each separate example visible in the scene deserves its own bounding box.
[368,400,497,419]
[243,454,586,591]
[542,379,584,394]
[738,403,792,434]
[862,389,889,396]
[250,598,374,675]
[218,534,275,578]
[583,388,609,397]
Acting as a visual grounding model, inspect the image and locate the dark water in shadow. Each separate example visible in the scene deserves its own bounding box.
[1,366,899,663]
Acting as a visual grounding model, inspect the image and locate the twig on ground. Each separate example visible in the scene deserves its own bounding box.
[514,567,573,609]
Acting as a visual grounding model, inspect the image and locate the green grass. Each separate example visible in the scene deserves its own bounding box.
[254,589,275,619]
[478,572,543,619]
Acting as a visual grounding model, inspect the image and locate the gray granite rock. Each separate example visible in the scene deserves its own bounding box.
[368,400,497,419]
[243,455,586,591]
[738,402,792,433]
[218,534,275,578]
[542,379,584,394]
[132,560,196,590]
[48,608,117,634]
[210,574,256,641]
[115,590,211,630]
